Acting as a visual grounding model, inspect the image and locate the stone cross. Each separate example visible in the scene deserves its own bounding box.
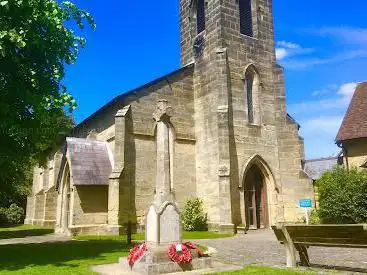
[153,99,173,206]
[145,99,181,247]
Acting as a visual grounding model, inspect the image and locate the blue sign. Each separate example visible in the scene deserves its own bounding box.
[299,199,312,208]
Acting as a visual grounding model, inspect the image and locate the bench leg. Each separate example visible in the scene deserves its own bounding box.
[296,244,310,266]
[284,241,297,267]
[281,227,296,267]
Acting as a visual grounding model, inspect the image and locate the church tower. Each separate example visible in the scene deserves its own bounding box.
[180,0,311,232]
[180,0,276,66]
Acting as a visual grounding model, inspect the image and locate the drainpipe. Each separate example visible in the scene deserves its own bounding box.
[337,142,349,171]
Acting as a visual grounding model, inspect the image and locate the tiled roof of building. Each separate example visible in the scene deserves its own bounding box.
[336,82,367,143]
[304,157,339,180]
[67,137,112,186]
[56,138,112,190]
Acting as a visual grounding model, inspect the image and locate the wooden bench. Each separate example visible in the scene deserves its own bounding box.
[272,224,367,268]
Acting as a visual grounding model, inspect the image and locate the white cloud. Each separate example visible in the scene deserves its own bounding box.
[289,82,358,115]
[280,26,367,70]
[277,41,300,49]
[300,116,343,159]
[275,41,314,61]
[301,116,343,137]
[275,48,288,60]
[337,82,358,99]
[289,82,359,159]
[280,49,367,70]
[311,84,338,97]
[313,26,367,46]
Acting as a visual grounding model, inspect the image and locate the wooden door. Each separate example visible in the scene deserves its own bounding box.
[245,166,268,229]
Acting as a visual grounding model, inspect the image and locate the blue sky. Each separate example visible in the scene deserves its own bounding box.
[63,1,367,160]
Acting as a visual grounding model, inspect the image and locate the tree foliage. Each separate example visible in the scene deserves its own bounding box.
[182,197,207,231]
[316,167,367,224]
[0,0,95,208]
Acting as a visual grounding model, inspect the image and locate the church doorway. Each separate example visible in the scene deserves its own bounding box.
[244,165,268,230]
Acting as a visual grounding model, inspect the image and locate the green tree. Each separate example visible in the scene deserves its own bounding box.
[316,167,367,224]
[0,0,95,208]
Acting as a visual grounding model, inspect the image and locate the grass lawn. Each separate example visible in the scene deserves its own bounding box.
[208,265,315,274]
[0,225,53,239]
[0,239,131,274]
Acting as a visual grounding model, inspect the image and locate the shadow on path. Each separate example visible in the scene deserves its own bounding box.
[0,228,53,240]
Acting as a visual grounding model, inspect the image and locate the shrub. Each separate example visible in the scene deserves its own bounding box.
[316,167,367,224]
[5,204,24,225]
[309,209,320,225]
[182,197,207,231]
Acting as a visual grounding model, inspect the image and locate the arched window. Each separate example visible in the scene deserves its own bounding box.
[244,65,260,125]
[239,0,253,37]
[245,71,254,123]
[196,0,206,34]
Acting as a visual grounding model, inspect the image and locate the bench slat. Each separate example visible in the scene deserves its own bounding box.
[293,237,367,245]
[294,241,367,248]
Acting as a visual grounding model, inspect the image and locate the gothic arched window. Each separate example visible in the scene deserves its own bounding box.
[239,0,253,37]
[196,0,206,34]
[244,65,260,125]
[246,71,254,123]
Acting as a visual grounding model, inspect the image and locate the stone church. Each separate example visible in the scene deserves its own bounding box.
[25,0,314,235]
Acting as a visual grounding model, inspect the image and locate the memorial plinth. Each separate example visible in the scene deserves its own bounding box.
[120,100,212,274]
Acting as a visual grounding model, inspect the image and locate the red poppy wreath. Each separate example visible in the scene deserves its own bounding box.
[167,243,193,264]
[127,242,147,268]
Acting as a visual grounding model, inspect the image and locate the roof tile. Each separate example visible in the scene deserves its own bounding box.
[336,82,367,142]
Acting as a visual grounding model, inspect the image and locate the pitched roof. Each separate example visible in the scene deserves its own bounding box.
[304,157,339,180]
[56,138,112,190]
[336,82,367,143]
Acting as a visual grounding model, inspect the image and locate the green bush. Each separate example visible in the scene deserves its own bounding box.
[2,204,25,225]
[316,167,367,224]
[309,209,320,225]
[182,197,207,231]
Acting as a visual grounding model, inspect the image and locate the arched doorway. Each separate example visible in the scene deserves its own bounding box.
[244,165,268,229]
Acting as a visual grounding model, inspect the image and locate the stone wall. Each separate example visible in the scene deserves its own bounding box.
[344,138,367,168]
[122,69,197,227]
[72,186,108,225]
[44,187,57,226]
[25,151,63,226]
[33,193,45,223]
[274,67,314,223]
[24,196,35,224]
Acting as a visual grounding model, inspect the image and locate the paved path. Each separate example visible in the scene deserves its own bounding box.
[0,234,70,245]
[196,229,367,273]
[91,261,241,275]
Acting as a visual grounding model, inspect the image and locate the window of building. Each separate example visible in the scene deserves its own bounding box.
[246,71,254,123]
[244,65,260,125]
[239,0,253,37]
[197,0,206,34]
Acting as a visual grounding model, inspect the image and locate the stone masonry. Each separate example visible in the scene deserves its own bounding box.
[25,0,314,235]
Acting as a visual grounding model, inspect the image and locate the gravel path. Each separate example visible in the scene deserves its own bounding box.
[196,229,367,273]
[0,234,71,245]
